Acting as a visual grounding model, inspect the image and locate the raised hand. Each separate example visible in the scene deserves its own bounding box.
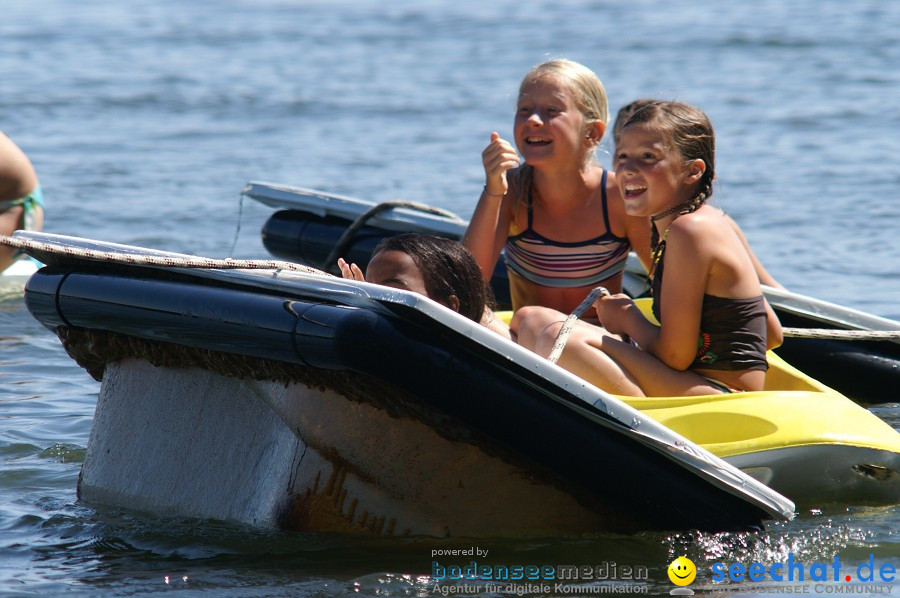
[481,132,520,198]
[337,257,365,281]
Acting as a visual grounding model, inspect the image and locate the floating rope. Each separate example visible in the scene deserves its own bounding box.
[781,327,900,341]
[0,234,330,275]
[321,200,464,272]
[547,286,610,364]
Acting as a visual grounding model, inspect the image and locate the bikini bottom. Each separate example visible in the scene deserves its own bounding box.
[0,185,43,231]
[702,375,742,394]
[1,185,43,262]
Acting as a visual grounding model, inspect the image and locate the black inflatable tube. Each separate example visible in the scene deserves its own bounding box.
[26,267,349,369]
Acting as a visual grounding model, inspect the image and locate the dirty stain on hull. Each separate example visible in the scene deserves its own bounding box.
[74,333,613,537]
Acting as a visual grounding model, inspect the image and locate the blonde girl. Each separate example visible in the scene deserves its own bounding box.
[462,59,652,332]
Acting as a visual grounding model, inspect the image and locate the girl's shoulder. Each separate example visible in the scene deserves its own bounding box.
[603,167,618,192]
[502,167,529,230]
[665,205,726,242]
[669,208,744,263]
[504,166,530,205]
[672,204,724,228]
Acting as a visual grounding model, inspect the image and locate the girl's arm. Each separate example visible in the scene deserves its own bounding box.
[462,186,514,281]
[594,293,661,350]
[0,132,39,199]
[640,219,709,370]
[721,214,783,348]
[462,133,520,280]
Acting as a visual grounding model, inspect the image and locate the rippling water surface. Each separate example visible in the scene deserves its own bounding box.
[1,0,897,596]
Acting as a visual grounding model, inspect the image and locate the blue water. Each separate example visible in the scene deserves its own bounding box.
[1,0,898,596]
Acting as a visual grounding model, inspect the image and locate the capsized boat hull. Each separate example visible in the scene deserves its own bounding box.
[82,358,617,536]
[244,181,900,405]
[20,231,793,535]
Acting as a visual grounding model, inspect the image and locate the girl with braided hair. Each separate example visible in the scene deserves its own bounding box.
[612,98,783,289]
[516,101,781,396]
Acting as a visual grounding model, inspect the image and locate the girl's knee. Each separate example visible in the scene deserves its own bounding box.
[511,305,561,329]
[509,305,565,330]
[511,306,562,345]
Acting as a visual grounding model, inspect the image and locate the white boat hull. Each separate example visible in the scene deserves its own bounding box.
[83,359,611,536]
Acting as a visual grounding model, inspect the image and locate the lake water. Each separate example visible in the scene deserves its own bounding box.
[1,0,897,596]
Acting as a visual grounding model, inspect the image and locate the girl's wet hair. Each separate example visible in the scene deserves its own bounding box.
[512,59,610,210]
[623,100,716,250]
[612,98,657,151]
[372,233,493,322]
[519,59,609,128]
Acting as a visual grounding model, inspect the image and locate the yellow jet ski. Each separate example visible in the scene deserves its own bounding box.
[624,349,899,506]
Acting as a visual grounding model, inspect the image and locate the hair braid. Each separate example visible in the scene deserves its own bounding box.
[682,172,713,216]
[649,174,713,252]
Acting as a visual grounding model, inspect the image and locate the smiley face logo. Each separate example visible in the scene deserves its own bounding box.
[667,556,696,586]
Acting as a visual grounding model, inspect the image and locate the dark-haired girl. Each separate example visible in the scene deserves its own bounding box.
[338,233,507,334]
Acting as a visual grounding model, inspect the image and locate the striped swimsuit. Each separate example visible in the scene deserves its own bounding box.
[503,171,630,288]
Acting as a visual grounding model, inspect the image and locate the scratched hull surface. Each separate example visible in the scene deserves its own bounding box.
[83,360,608,537]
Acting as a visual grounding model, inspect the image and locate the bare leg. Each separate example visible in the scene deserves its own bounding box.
[513,306,644,395]
[536,323,645,395]
[515,305,727,397]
